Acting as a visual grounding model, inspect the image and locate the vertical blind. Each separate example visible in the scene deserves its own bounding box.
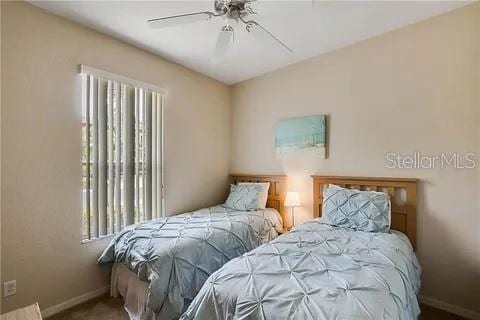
[81,67,165,241]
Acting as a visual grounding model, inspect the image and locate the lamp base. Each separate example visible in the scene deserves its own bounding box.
[289,207,296,231]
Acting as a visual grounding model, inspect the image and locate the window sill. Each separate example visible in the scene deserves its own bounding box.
[81,234,114,244]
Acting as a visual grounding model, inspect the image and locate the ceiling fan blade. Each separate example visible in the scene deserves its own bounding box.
[214,25,234,61]
[244,20,292,54]
[148,12,216,29]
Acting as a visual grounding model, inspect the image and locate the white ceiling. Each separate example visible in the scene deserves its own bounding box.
[30,1,469,84]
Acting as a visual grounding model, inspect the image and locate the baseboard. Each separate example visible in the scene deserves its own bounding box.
[420,295,480,320]
[35,289,480,320]
[40,286,109,318]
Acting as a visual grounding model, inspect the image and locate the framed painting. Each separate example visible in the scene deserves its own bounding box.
[275,115,327,159]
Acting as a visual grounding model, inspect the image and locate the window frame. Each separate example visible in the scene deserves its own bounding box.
[80,65,166,243]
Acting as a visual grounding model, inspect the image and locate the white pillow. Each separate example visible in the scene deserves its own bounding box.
[238,182,270,209]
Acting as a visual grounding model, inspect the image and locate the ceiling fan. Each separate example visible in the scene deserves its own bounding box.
[147,0,292,60]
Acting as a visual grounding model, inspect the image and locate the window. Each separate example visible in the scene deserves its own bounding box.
[81,65,165,241]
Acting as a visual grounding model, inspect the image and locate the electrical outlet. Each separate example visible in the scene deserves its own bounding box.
[4,280,16,297]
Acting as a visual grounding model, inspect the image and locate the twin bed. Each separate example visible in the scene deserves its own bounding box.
[99,175,420,320]
[99,175,288,319]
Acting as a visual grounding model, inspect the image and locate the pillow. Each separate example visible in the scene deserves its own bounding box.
[321,185,391,233]
[238,182,270,209]
[224,184,263,211]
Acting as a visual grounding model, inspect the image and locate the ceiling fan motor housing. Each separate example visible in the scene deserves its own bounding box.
[214,0,251,21]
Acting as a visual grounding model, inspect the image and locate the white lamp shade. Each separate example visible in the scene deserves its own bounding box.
[284,191,301,207]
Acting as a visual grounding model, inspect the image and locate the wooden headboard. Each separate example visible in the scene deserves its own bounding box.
[230,174,287,226]
[312,176,418,249]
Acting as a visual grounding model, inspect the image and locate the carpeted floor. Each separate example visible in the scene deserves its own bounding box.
[419,304,468,320]
[47,295,128,320]
[47,294,467,320]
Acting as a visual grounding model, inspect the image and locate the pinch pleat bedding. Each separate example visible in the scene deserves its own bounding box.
[99,205,282,320]
[181,219,421,320]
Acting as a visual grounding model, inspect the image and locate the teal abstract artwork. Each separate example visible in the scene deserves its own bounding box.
[275,115,326,159]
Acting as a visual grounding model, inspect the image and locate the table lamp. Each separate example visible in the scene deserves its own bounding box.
[284,191,301,230]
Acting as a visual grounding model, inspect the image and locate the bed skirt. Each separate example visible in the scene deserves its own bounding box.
[111,262,155,320]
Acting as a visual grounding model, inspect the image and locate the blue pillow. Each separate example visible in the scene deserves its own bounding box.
[224,184,262,211]
[321,185,391,233]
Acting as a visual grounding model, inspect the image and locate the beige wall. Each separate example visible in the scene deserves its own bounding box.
[231,3,480,314]
[0,1,231,313]
[1,0,479,316]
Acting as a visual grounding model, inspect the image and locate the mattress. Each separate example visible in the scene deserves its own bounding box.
[99,205,282,320]
[181,219,421,320]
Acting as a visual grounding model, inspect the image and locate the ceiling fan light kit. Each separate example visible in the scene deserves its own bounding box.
[214,25,234,60]
[147,0,292,60]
